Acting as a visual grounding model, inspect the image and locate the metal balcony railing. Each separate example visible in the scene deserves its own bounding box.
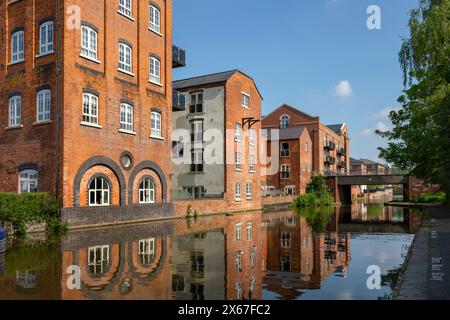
[172,90,186,111]
[172,45,186,68]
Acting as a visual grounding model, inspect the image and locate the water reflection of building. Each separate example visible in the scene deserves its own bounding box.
[263,211,351,299]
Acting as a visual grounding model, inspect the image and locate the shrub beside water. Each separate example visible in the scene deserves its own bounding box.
[291,173,335,208]
[0,193,67,236]
[412,191,446,204]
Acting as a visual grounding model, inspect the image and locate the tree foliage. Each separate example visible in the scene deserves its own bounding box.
[377,0,450,204]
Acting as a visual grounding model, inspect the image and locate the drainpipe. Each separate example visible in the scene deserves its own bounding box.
[55,0,61,199]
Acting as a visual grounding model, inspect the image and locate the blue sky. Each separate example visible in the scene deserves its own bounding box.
[173,0,418,162]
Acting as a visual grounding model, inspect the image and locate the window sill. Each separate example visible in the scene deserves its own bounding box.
[36,51,54,58]
[150,135,165,141]
[235,169,243,172]
[149,80,163,87]
[235,199,242,203]
[118,68,135,77]
[119,129,136,135]
[81,121,102,129]
[249,170,256,174]
[33,120,52,126]
[8,59,25,66]
[246,198,253,201]
[242,105,250,109]
[118,10,135,21]
[149,27,163,37]
[80,54,101,64]
[5,124,23,130]
[235,139,242,143]
[189,172,205,175]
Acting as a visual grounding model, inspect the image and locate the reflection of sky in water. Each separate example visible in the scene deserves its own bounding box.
[263,233,414,300]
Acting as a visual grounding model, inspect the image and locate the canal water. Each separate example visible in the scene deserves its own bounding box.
[0,198,420,300]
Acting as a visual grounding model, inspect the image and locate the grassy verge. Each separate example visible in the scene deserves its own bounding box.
[412,191,446,204]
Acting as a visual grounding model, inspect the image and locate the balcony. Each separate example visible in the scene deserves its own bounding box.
[172,90,186,112]
[337,147,346,156]
[324,141,336,151]
[325,156,336,165]
[337,160,346,168]
[172,45,186,68]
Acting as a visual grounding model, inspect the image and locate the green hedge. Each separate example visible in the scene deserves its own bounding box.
[0,193,67,236]
[412,191,446,204]
[290,173,335,209]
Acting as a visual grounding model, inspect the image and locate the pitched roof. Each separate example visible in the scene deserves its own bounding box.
[326,123,345,134]
[265,127,307,141]
[358,158,380,165]
[173,69,263,99]
[263,104,318,122]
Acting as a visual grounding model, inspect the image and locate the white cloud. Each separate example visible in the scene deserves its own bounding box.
[333,80,353,97]
[376,107,400,119]
[376,121,390,132]
[361,121,391,137]
[361,128,373,136]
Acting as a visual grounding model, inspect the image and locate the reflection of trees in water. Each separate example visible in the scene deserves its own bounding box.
[294,207,334,234]
[378,266,402,300]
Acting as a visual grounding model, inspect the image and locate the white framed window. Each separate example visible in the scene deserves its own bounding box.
[305,142,309,152]
[88,245,109,274]
[235,282,242,299]
[284,185,296,196]
[236,223,242,240]
[118,42,132,74]
[151,111,162,138]
[39,21,54,55]
[37,89,51,122]
[184,186,205,199]
[19,170,38,193]
[81,25,98,60]
[189,92,203,113]
[281,164,290,179]
[119,0,132,18]
[149,5,161,34]
[246,222,253,240]
[139,177,155,204]
[191,149,204,173]
[235,123,242,142]
[235,182,242,201]
[249,128,256,145]
[82,93,99,125]
[120,103,133,132]
[235,254,243,273]
[235,152,242,171]
[281,232,291,248]
[249,155,256,172]
[190,120,203,142]
[89,177,110,206]
[280,142,290,157]
[249,249,256,268]
[246,182,253,200]
[280,115,290,129]
[139,238,155,265]
[149,56,161,84]
[241,92,250,108]
[9,95,22,127]
[172,141,184,158]
[11,30,24,63]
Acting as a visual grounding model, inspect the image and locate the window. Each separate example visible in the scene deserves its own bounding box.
[281,254,291,272]
[281,232,291,248]
[235,182,242,201]
[118,42,132,73]
[236,223,242,240]
[249,249,256,268]
[39,21,53,55]
[281,164,290,179]
[280,115,290,129]
[138,238,155,266]
[190,120,203,142]
[305,142,309,152]
[172,141,184,158]
[184,186,205,199]
[235,282,242,299]
[249,276,255,292]
[235,153,242,171]
[82,93,99,125]
[88,177,110,206]
[189,92,203,113]
[149,5,161,33]
[246,182,252,200]
[191,149,204,172]
[81,26,98,60]
[119,0,132,17]
[120,103,133,132]
[9,95,21,126]
[37,89,51,122]
[235,253,243,272]
[284,185,296,196]
[139,177,155,204]
[249,128,256,145]
[246,222,253,240]
[249,155,256,172]
[19,170,38,193]
[235,124,242,142]
[11,30,24,63]
[149,56,161,84]
[151,111,162,138]
[241,93,250,108]
[88,246,109,274]
[280,142,290,157]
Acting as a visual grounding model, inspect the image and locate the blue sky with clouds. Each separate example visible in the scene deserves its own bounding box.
[172,0,418,162]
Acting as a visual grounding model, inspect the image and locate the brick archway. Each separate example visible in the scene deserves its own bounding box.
[128,161,167,204]
[73,156,126,207]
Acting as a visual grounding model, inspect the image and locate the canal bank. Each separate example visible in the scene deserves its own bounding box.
[395,205,450,300]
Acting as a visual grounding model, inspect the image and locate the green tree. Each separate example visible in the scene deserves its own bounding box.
[377,0,450,205]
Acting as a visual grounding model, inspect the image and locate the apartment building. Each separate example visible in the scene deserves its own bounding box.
[171,70,262,210]
[262,104,350,177]
[0,1,184,220]
[263,127,313,196]
[350,158,388,176]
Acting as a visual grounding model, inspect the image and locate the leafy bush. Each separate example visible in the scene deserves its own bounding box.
[0,193,66,236]
[291,173,334,208]
[412,191,446,204]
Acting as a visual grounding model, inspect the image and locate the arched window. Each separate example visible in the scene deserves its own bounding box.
[88,245,109,275]
[37,89,51,122]
[138,238,155,266]
[9,95,22,127]
[149,5,161,34]
[89,177,110,206]
[120,103,133,132]
[19,170,38,193]
[280,115,290,129]
[139,177,155,204]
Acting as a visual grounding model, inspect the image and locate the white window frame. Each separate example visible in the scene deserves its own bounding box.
[305,142,309,152]
[88,245,109,274]
[236,223,242,240]
[118,0,133,18]
[19,170,38,194]
[151,111,162,138]
[191,120,203,142]
[11,30,24,63]
[246,222,253,240]
[149,56,161,84]
[118,42,133,74]
[249,155,256,173]
[249,128,256,145]
[235,152,242,171]
[284,185,296,196]
[82,93,99,125]
[235,182,242,202]
[189,92,203,113]
[9,95,22,127]
[120,103,133,132]
[139,177,155,204]
[149,5,161,34]
[235,254,243,273]
[39,21,54,55]
[88,177,110,207]
[246,182,253,200]
[241,92,250,108]
[280,142,290,157]
[37,89,51,122]
[281,164,290,179]
[80,25,98,61]
[191,149,204,173]
[280,115,290,129]
[235,123,242,142]
[139,238,155,265]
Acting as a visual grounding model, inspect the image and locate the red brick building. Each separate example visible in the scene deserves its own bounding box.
[262,104,350,178]
[0,0,183,223]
